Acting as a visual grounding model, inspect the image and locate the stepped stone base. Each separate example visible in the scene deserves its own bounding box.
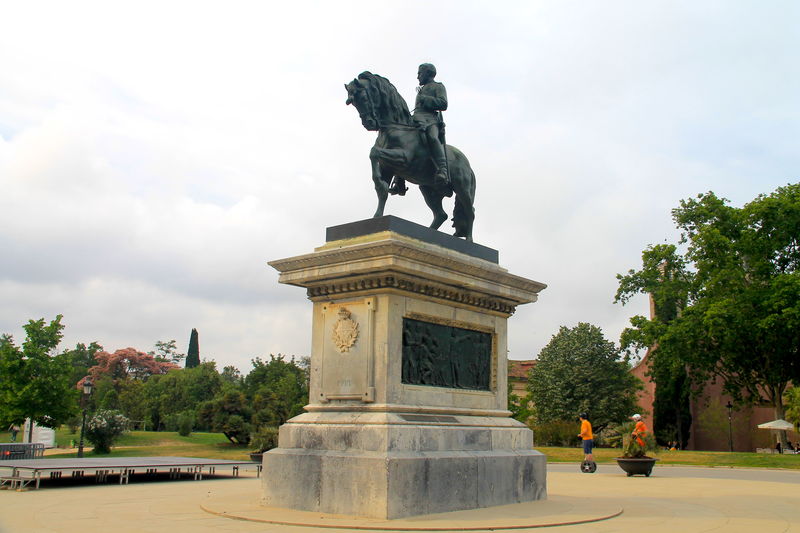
[261,418,546,519]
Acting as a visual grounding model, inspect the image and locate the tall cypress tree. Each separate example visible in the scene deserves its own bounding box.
[185,328,200,368]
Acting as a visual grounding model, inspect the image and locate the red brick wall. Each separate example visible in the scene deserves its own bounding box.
[688,380,799,452]
[629,351,656,434]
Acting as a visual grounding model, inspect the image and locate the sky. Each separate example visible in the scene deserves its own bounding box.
[1,1,798,373]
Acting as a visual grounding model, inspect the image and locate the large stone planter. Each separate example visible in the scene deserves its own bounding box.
[616,457,657,477]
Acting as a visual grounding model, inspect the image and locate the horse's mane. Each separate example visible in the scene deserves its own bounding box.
[357,71,413,126]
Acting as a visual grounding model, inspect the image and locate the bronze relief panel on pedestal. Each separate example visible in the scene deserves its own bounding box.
[401,315,494,391]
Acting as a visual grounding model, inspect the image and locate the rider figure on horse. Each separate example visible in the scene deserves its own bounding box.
[389,63,450,196]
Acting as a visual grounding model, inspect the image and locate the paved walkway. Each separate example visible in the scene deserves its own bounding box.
[0,464,798,532]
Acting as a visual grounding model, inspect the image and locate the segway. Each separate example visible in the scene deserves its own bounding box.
[580,460,597,473]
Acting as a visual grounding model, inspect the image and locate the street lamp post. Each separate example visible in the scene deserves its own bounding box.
[726,400,734,452]
[77,379,93,458]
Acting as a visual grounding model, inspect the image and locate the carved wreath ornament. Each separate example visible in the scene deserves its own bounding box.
[332,307,360,353]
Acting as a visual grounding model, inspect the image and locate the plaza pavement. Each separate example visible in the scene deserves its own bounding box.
[0,463,798,532]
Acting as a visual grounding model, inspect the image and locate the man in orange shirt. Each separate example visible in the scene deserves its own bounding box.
[578,413,594,469]
[631,413,647,448]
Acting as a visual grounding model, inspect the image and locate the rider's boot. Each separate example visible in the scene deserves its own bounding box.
[429,142,452,196]
[389,178,407,196]
[434,166,452,197]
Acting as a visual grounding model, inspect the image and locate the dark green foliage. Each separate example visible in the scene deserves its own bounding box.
[220,365,242,386]
[616,244,694,448]
[245,355,309,427]
[151,339,185,364]
[2,312,310,446]
[507,384,533,424]
[177,412,194,436]
[528,323,642,433]
[785,388,800,429]
[185,328,200,368]
[531,420,581,447]
[0,316,79,432]
[617,185,800,448]
[140,362,222,430]
[99,388,120,410]
[250,426,279,452]
[64,342,103,388]
[197,390,253,444]
[652,370,692,448]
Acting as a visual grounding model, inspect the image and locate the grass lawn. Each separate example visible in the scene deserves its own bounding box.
[42,430,250,461]
[539,446,800,469]
[3,429,799,468]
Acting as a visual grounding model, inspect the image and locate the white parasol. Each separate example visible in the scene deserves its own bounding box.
[757,419,795,431]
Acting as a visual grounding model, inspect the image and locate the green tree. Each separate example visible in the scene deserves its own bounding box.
[527,323,642,433]
[140,362,222,430]
[150,339,185,364]
[785,387,800,430]
[508,383,533,424]
[117,380,147,428]
[220,365,242,386]
[0,316,79,439]
[245,355,309,427]
[617,184,800,449]
[64,341,103,388]
[197,389,253,444]
[185,328,200,368]
[616,244,694,447]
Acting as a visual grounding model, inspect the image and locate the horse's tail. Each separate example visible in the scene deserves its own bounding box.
[451,149,476,240]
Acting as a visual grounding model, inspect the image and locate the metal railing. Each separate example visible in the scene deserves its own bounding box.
[0,443,45,460]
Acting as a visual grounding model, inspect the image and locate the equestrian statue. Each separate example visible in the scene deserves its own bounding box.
[345,64,476,241]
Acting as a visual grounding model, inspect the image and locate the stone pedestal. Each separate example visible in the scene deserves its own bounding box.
[263,216,547,519]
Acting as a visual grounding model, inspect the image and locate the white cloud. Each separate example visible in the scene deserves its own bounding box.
[1,1,797,370]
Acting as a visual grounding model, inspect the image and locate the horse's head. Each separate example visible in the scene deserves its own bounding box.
[345,76,379,131]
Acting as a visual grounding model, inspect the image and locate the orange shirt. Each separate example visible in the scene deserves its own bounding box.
[580,419,593,440]
[634,421,647,436]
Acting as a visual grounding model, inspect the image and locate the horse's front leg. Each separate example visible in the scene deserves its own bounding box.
[370,147,390,218]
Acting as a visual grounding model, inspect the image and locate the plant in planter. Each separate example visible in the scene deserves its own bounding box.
[249,426,279,462]
[607,421,659,476]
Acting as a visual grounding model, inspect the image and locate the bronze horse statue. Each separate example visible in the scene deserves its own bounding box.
[345,72,476,241]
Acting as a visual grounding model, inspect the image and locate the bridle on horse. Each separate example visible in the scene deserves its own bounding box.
[356,84,419,133]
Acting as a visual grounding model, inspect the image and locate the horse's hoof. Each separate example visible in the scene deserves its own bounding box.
[431,214,447,230]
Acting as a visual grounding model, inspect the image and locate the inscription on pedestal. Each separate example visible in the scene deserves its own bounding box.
[401,317,493,391]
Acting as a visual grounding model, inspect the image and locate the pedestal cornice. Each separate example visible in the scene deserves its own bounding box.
[269,231,546,316]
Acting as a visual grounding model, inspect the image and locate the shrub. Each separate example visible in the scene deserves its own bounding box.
[250,426,279,452]
[177,412,194,437]
[85,410,129,454]
[162,414,179,432]
[532,419,581,447]
[606,421,659,458]
[162,411,195,436]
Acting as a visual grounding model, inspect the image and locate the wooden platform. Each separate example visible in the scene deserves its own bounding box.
[0,456,260,491]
